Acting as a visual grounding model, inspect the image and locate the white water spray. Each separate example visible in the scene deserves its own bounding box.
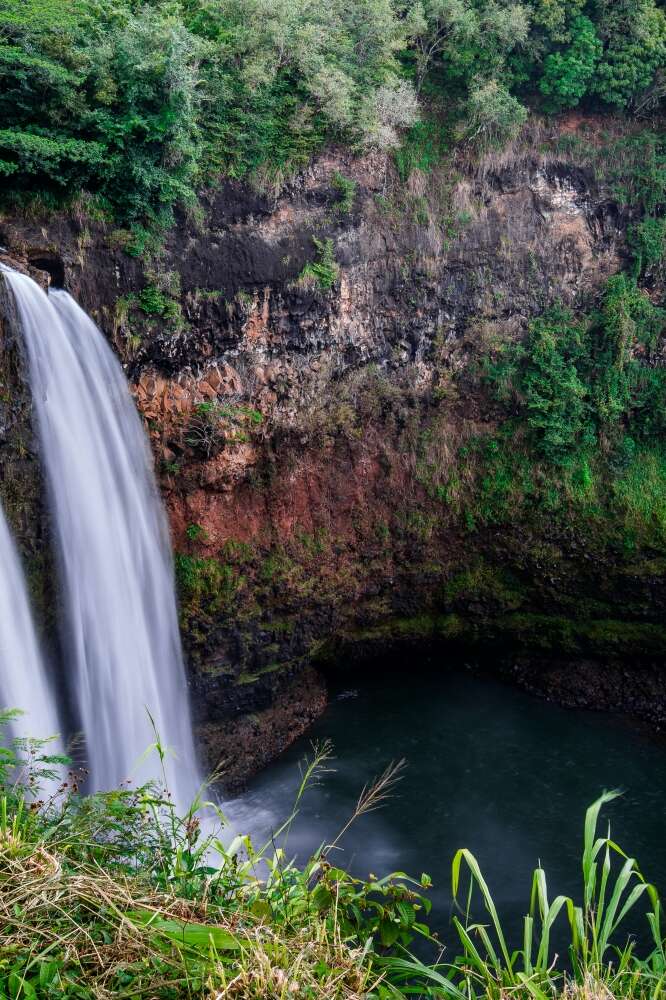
[3,269,200,810]
[0,502,62,752]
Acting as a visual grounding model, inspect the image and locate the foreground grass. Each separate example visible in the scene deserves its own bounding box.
[1,717,665,999]
[0,843,376,997]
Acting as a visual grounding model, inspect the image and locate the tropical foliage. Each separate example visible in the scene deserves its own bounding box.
[2,0,666,224]
[485,275,666,468]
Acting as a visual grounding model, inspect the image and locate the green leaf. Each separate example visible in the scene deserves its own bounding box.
[250,899,272,920]
[379,918,401,947]
[128,910,241,952]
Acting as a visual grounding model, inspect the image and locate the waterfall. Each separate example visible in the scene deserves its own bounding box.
[0,502,62,758]
[3,269,200,811]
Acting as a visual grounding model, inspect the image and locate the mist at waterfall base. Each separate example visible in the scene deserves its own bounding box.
[234,668,666,948]
[2,269,200,811]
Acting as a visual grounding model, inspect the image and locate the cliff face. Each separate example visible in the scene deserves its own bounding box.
[0,268,55,636]
[2,122,665,788]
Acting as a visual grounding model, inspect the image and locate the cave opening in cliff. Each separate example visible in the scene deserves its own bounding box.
[28,252,65,289]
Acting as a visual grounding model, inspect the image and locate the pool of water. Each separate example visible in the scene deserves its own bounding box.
[230,667,666,951]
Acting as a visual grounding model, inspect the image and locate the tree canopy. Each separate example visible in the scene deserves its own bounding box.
[1,0,666,223]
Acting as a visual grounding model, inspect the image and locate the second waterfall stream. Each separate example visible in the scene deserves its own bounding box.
[3,268,200,812]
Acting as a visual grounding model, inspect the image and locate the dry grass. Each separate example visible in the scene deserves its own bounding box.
[0,837,381,999]
[562,979,617,1000]
[208,923,378,999]
[0,842,198,997]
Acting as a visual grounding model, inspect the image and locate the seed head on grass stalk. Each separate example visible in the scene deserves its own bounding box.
[323,758,407,859]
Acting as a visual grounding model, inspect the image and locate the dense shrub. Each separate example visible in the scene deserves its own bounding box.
[590,0,666,111]
[485,276,666,467]
[538,15,602,111]
[628,217,666,276]
[521,309,592,465]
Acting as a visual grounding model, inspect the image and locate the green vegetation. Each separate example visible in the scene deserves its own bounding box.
[393,118,452,183]
[3,716,666,999]
[298,238,339,291]
[174,527,340,637]
[185,522,207,543]
[629,217,666,277]
[175,552,240,618]
[331,172,357,216]
[183,402,263,458]
[485,274,666,469]
[138,286,175,318]
[438,273,666,543]
[333,609,666,659]
[114,269,185,343]
[539,15,602,111]
[0,0,416,226]
[3,0,666,229]
[552,129,666,218]
[435,423,666,549]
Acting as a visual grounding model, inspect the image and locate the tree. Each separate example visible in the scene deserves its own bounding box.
[530,0,585,43]
[465,78,527,149]
[0,0,417,217]
[591,0,666,109]
[0,0,100,185]
[185,0,411,140]
[406,0,530,91]
[406,0,479,92]
[364,81,419,150]
[539,15,602,111]
[0,0,205,222]
[92,4,205,223]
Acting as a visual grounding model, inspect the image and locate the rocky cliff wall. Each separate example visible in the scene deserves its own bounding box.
[0,267,56,638]
[2,119,665,788]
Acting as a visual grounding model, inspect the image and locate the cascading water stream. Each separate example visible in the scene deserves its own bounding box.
[0,501,62,756]
[3,269,200,811]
